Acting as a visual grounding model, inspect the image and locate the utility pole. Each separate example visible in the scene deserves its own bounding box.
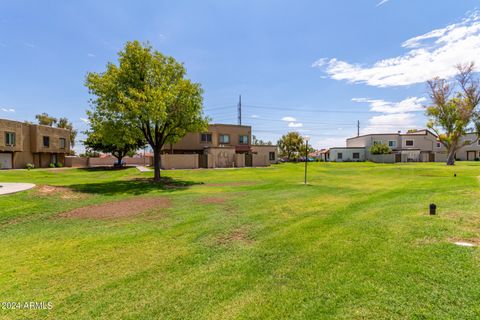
[238,95,242,125]
[357,120,360,136]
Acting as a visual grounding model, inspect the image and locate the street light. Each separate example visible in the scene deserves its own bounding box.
[304,135,310,184]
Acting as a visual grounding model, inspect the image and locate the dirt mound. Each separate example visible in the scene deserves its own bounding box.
[59,197,171,219]
[37,185,85,199]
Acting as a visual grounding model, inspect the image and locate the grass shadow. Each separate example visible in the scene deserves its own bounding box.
[68,177,203,196]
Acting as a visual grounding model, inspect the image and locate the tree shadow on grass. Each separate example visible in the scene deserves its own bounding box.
[68,177,203,196]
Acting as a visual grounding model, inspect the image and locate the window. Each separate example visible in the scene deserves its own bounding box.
[373,140,382,145]
[59,138,66,149]
[5,132,15,146]
[405,140,414,147]
[219,134,230,144]
[388,140,397,148]
[338,152,343,160]
[269,152,275,161]
[352,152,360,159]
[436,142,441,148]
[239,135,249,144]
[43,136,50,148]
[200,133,212,142]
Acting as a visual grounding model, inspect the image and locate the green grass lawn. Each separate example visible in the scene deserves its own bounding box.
[1,162,480,319]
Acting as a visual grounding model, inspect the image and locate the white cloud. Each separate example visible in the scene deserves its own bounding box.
[1,107,15,112]
[23,42,36,48]
[251,114,259,118]
[282,116,296,122]
[80,117,89,123]
[313,11,480,87]
[362,113,418,134]
[352,96,426,113]
[316,137,347,149]
[87,53,96,58]
[288,122,303,128]
[377,0,390,7]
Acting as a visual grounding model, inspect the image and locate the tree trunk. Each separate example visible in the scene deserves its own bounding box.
[153,147,161,182]
[115,156,122,166]
[446,148,456,166]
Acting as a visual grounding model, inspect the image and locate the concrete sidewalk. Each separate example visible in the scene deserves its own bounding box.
[136,166,152,172]
[0,183,36,195]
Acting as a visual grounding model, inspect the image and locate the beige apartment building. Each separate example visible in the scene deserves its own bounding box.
[329,129,480,163]
[162,124,277,169]
[0,118,71,169]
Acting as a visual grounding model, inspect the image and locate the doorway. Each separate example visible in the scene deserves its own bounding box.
[467,151,476,161]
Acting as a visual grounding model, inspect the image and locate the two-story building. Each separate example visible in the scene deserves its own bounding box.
[328,129,480,163]
[0,118,71,169]
[163,124,277,168]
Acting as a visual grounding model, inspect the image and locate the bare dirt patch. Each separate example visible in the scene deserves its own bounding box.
[216,228,253,245]
[36,185,86,199]
[59,197,171,219]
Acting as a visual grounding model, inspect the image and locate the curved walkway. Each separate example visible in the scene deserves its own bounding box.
[0,183,36,195]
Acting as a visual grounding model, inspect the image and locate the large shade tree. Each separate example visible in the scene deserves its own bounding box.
[83,110,145,166]
[86,41,208,181]
[278,131,305,161]
[426,63,480,165]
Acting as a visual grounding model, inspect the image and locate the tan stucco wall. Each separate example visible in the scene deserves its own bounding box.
[161,154,199,169]
[235,154,245,167]
[30,124,70,153]
[0,118,71,168]
[369,153,396,163]
[65,156,89,167]
[0,119,24,152]
[205,147,236,168]
[251,145,277,165]
[167,124,252,151]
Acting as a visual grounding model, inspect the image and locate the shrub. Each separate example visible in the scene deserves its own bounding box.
[55,162,63,168]
[475,158,479,161]
[49,163,56,168]
[370,143,391,155]
[25,163,35,170]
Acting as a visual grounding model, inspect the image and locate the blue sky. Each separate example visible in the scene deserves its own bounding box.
[1,0,479,151]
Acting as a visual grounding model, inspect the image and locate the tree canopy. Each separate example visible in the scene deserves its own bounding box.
[277,131,305,161]
[35,113,57,126]
[57,117,78,148]
[426,62,480,165]
[85,41,208,181]
[369,143,391,155]
[84,109,145,165]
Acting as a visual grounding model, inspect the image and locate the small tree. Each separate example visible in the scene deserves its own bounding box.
[278,131,304,161]
[57,117,78,148]
[35,113,57,126]
[86,41,208,181]
[370,143,391,155]
[426,63,480,165]
[84,110,145,166]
